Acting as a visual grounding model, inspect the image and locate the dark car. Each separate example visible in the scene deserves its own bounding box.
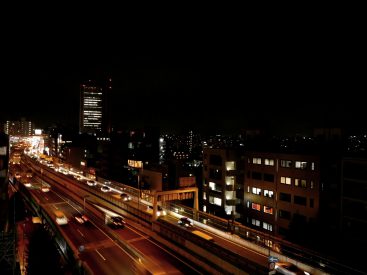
[120,193,131,201]
[178,217,193,227]
[109,216,126,228]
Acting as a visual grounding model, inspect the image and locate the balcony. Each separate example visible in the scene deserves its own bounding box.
[226,198,241,206]
[226,185,235,191]
[226,170,237,176]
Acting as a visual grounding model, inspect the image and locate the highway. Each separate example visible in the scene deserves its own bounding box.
[13,163,204,275]
[16,150,365,275]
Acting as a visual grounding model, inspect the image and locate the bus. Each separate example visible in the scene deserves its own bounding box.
[192,230,214,241]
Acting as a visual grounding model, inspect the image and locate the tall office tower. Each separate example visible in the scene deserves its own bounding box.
[79,79,111,135]
[4,119,34,136]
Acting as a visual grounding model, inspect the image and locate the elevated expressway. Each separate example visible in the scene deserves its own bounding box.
[15,154,356,275]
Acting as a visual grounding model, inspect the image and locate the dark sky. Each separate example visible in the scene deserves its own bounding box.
[1,10,365,135]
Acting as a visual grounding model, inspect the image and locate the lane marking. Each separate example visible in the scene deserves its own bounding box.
[77,229,85,237]
[95,249,106,261]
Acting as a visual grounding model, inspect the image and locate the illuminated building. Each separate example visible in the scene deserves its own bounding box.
[244,152,320,237]
[202,148,244,220]
[4,119,34,136]
[79,79,111,135]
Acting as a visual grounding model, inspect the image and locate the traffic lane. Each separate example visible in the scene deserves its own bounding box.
[80,245,141,275]
[61,218,110,249]
[118,225,201,274]
[31,188,65,204]
[132,236,202,274]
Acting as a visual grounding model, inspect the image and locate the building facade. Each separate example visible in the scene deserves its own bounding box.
[202,148,244,220]
[4,120,34,136]
[244,152,320,237]
[341,158,367,244]
[79,79,111,135]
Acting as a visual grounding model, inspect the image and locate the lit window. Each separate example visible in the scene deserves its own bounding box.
[252,187,262,195]
[295,179,299,187]
[311,162,315,170]
[214,197,222,206]
[280,160,292,168]
[295,161,307,169]
[203,192,207,200]
[264,190,274,198]
[252,157,261,164]
[209,182,216,190]
[209,196,214,204]
[247,201,250,208]
[310,181,314,189]
[225,161,235,171]
[203,205,206,212]
[263,222,273,231]
[252,203,261,211]
[225,176,235,185]
[280,177,291,185]
[264,206,273,214]
[252,219,260,227]
[247,186,250,192]
[301,179,307,188]
[264,159,274,166]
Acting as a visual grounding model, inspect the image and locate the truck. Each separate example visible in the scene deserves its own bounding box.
[192,230,214,241]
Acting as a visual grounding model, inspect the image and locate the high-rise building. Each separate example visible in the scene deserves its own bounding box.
[4,119,34,136]
[79,79,111,135]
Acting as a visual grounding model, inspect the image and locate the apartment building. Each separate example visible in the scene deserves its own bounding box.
[244,152,320,237]
[202,148,244,220]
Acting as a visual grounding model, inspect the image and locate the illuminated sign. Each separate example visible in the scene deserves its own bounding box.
[34,129,42,135]
[128,160,143,168]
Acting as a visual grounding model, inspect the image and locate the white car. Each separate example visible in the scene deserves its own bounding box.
[101,185,111,192]
[86,180,97,186]
[55,211,68,225]
[24,183,32,188]
[41,187,50,192]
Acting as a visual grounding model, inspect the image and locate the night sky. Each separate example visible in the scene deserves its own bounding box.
[1,10,365,135]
